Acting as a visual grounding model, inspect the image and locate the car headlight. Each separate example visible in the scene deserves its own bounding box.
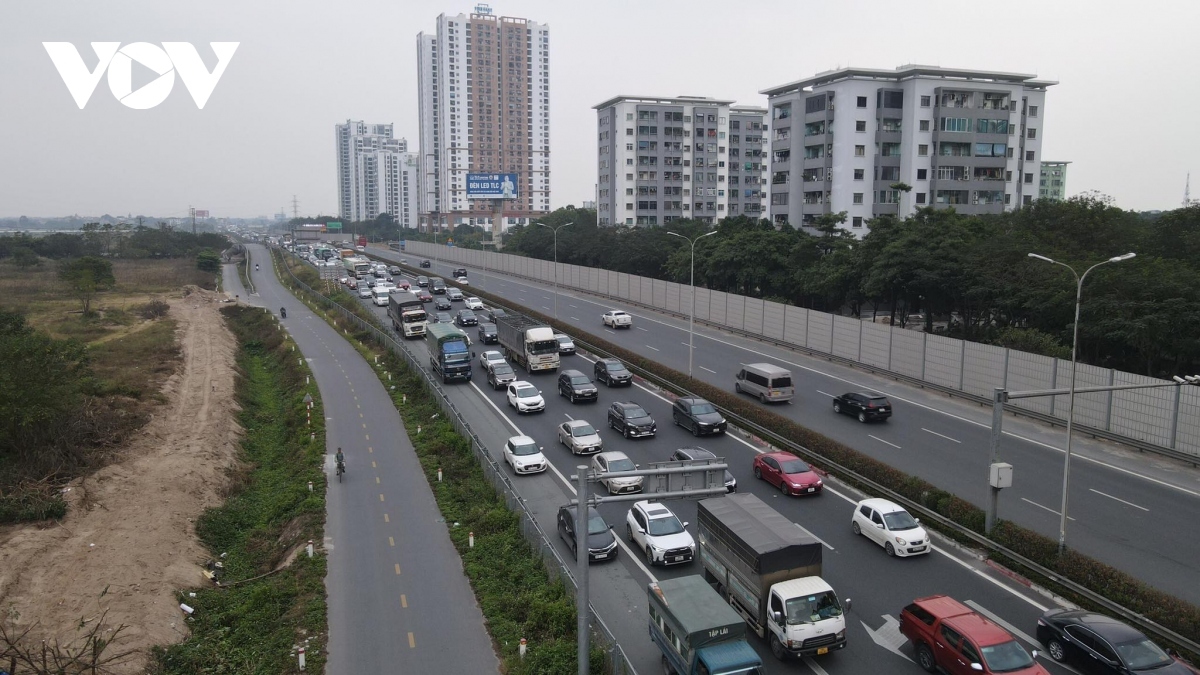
[836,630,846,640]
[895,537,907,545]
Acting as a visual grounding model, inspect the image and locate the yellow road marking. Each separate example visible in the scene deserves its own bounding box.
[376,476,380,484]
[372,460,377,468]
[401,594,407,608]
[384,513,389,523]
[389,536,395,547]
[408,632,415,648]
[395,563,402,575]
[379,493,385,502]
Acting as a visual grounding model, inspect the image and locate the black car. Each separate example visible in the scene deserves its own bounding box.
[1036,609,1195,674]
[366,278,378,288]
[453,267,467,278]
[477,323,498,344]
[481,308,509,323]
[670,447,737,492]
[456,309,478,327]
[420,259,432,268]
[557,369,598,403]
[488,363,517,390]
[388,265,401,275]
[594,358,633,387]
[556,505,618,563]
[416,275,430,287]
[433,312,453,324]
[431,278,447,294]
[434,297,452,311]
[672,396,727,436]
[832,392,892,422]
[607,402,656,438]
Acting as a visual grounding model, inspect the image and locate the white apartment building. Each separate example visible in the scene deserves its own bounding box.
[335,120,418,227]
[416,6,550,231]
[594,95,767,226]
[761,65,1055,235]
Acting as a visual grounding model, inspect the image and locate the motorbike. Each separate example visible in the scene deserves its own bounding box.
[280,307,287,318]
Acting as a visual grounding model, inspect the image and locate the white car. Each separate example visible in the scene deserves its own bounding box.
[480,350,506,372]
[850,498,930,557]
[592,451,642,494]
[465,297,484,310]
[506,381,545,414]
[602,310,633,329]
[357,286,373,299]
[339,276,349,284]
[625,501,695,566]
[503,435,547,475]
[456,276,470,285]
[558,419,603,455]
[376,279,396,290]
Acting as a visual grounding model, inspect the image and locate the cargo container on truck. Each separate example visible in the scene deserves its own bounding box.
[649,576,764,675]
[495,313,559,374]
[387,290,427,338]
[425,323,472,383]
[342,256,372,279]
[698,493,847,661]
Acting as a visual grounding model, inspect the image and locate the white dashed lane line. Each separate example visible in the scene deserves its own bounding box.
[922,428,961,444]
[869,435,901,449]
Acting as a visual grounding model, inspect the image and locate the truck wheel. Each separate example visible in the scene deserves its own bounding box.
[769,632,789,661]
[916,644,936,673]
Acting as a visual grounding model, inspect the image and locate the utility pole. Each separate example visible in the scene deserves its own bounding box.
[190,206,196,235]
[292,195,301,220]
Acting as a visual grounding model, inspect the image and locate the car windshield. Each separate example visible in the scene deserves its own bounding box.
[980,640,1034,672]
[481,323,496,332]
[570,376,590,385]
[880,507,919,529]
[510,440,539,456]
[779,459,811,474]
[624,406,648,418]
[587,514,609,535]
[515,386,538,399]
[606,458,635,472]
[647,515,684,536]
[557,336,572,344]
[690,403,717,415]
[1114,637,1172,669]
[572,425,596,437]
[493,365,514,376]
[606,363,629,375]
[784,592,843,625]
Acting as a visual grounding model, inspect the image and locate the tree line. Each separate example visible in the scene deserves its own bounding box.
[0,222,228,262]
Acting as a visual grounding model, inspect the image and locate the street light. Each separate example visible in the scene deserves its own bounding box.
[1028,251,1135,553]
[536,221,572,320]
[667,230,718,378]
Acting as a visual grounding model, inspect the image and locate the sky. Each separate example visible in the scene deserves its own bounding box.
[2,0,1198,219]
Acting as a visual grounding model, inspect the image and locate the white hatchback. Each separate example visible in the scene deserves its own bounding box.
[503,435,547,475]
[465,297,484,310]
[850,498,930,557]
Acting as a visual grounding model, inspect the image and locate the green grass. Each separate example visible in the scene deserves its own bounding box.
[149,305,327,674]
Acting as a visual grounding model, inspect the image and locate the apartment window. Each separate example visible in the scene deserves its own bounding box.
[1026,150,1035,161]
[1005,193,1012,204]
[935,190,969,204]
[920,95,931,107]
[1027,128,1037,139]
[1023,195,1033,205]
[974,143,1007,157]
[773,104,792,120]
[804,121,825,136]
[939,142,971,156]
[852,216,863,228]
[626,173,633,180]
[881,143,901,157]
[626,128,633,135]
[805,145,825,159]
[771,192,789,205]
[916,192,926,204]
[917,168,927,180]
[626,158,633,165]
[856,120,866,132]
[940,117,970,132]
[976,118,1008,134]
[626,112,633,120]
[625,203,633,210]
[919,120,930,132]
[853,193,864,204]
[877,190,901,204]
[1007,148,1014,158]
[1024,173,1034,184]
[854,145,865,157]
[626,188,634,195]
[626,143,633,151]
[918,144,928,156]
[1005,170,1013,182]
[805,96,826,113]
[881,118,902,132]
[854,168,865,180]
[856,96,867,108]
[879,166,900,181]
[1029,105,1039,117]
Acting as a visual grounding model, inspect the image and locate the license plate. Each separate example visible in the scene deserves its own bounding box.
[672,556,684,562]
[594,553,607,559]
[817,647,829,655]
[807,487,815,492]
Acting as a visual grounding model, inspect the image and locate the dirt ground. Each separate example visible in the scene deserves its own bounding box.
[0,287,241,672]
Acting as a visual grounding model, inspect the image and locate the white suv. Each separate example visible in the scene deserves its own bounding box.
[625,501,695,566]
[506,381,545,414]
[602,310,632,329]
[850,498,930,557]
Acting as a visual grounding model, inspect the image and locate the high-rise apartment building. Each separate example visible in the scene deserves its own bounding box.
[1039,161,1070,201]
[594,96,766,226]
[416,6,550,232]
[335,120,419,228]
[761,65,1055,235]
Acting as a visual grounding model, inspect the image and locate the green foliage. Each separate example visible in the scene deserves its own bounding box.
[991,327,1070,359]
[196,248,222,273]
[11,246,39,268]
[58,255,116,315]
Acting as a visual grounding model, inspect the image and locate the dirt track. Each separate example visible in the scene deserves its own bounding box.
[0,287,241,672]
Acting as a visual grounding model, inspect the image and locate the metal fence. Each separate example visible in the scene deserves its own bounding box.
[277,251,634,674]
[400,241,1200,461]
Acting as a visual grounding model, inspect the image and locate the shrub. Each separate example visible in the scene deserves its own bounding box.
[138,299,170,320]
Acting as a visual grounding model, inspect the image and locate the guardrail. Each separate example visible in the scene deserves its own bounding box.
[273,249,636,674]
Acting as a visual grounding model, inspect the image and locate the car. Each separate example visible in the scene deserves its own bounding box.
[487,362,517,390]
[394,278,411,290]
[453,267,467,278]
[591,451,642,494]
[669,447,736,492]
[602,310,633,328]
[400,258,408,265]
[339,276,349,284]
[357,286,373,298]
[1036,609,1197,674]
[347,278,358,289]
[671,397,727,436]
[477,322,498,344]
[416,289,433,302]
[556,505,617,562]
[607,401,657,438]
[420,259,432,268]
[901,595,1049,675]
[557,419,603,455]
[455,309,478,327]
[503,435,547,475]
[431,278,447,294]
[456,276,470,285]
[376,280,395,291]
[480,308,508,323]
[557,369,598,403]
[448,288,464,302]
[374,268,388,279]
[356,245,366,252]
[433,311,453,324]
[416,275,430,287]
[507,381,545,414]
[434,297,452,311]
[388,266,401,275]
[480,350,506,372]
[851,498,930,557]
[753,451,823,496]
[366,278,378,288]
[625,501,695,566]
[833,392,893,423]
[465,296,484,310]
[594,358,633,386]
[555,334,576,355]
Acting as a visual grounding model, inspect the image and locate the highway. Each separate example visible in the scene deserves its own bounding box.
[305,249,1097,675]
[226,253,499,674]
[366,245,1200,608]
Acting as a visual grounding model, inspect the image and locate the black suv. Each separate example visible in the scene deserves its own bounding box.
[420,259,432,268]
[832,392,892,422]
[487,362,516,390]
[672,397,727,436]
[453,267,467,278]
[556,505,617,563]
[481,308,508,323]
[670,447,736,492]
[388,265,401,275]
[594,358,632,387]
[607,402,656,438]
[456,309,478,327]
[557,369,598,403]
[477,323,498,344]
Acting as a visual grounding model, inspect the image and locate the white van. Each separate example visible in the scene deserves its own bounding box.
[372,287,391,307]
[735,363,794,403]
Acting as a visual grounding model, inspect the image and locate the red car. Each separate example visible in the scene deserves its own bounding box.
[753,451,822,496]
[396,279,411,290]
[416,289,433,303]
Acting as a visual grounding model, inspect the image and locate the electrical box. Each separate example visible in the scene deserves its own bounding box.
[989,462,1013,489]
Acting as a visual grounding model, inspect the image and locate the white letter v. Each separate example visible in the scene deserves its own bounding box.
[43,42,120,109]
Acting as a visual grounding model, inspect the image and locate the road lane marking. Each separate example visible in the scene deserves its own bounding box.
[637,327,649,332]
[869,435,901,449]
[389,536,394,546]
[384,513,389,522]
[543,305,551,310]
[401,594,407,608]
[569,304,578,308]
[408,632,415,648]
[699,366,716,374]
[564,413,574,420]
[376,476,381,484]
[395,563,402,575]
[796,523,835,551]
[365,434,370,441]
[571,316,579,321]
[645,345,660,351]
[379,494,385,502]
[922,428,962,444]
[815,389,834,397]
[1089,488,1149,512]
[372,460,377,468]
[1021,497,1075,520]
[803,656,832,675]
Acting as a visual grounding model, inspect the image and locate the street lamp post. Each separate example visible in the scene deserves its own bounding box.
[667,230,718,378]
[536,221,572,320]
[1028,251,1135,553]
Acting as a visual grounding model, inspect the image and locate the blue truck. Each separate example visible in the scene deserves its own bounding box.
[425,323,472,383]
[649,575,764,675]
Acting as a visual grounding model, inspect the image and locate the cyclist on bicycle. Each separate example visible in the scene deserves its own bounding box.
[335,447,346,474]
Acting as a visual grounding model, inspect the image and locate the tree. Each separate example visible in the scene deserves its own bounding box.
[58,256,116,315]
[11,246,39,268]
[196,249,221,273]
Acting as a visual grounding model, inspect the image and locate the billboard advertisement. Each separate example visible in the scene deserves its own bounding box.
[466,173,518,199]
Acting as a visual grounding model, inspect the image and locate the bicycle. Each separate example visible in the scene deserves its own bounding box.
[336,458,345,482]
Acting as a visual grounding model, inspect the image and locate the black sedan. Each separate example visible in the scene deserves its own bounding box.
[434,297,452,311]
[556,505,617,563]
[1036,608,1196,674]
[607,401,656,438]
[832,392,892,422]
[594,358,632,387]
[456,309,478,327]
[671,396,727,436]
[433,312,454,324]
[670,447,736,492]
[477,323,498,344]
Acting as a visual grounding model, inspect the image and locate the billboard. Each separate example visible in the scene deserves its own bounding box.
[194,209,209,218]
[466,173,518,199]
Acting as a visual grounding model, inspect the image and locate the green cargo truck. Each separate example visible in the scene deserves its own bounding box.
[649,576,764,675]
[425,323,472,383]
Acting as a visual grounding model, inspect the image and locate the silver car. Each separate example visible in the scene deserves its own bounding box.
[558,420,603,455]
[592,451,643,495]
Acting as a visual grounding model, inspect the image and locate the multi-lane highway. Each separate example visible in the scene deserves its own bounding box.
[296,246,1120,675]
[365,244,1200,609]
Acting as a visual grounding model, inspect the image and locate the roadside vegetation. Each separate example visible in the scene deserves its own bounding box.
[150,305,328,674]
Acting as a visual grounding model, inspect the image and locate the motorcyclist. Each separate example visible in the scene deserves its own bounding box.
[280,306,287,318]
[335,447,346,474]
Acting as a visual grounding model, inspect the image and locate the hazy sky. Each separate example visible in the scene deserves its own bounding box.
[3,0,1198,219]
